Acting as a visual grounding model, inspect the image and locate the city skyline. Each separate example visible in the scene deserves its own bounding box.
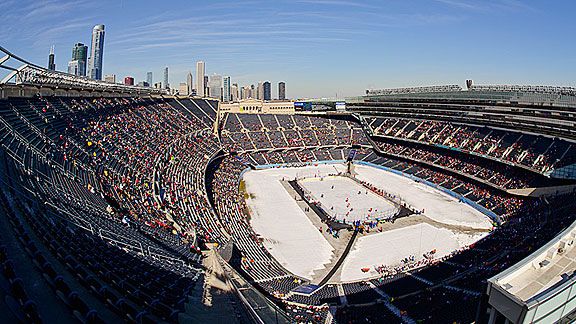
[2,0,576,98]
[43,37,287,100]
[42,23,292,99]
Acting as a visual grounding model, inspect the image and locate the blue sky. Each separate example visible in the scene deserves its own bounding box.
[1,0,575,98]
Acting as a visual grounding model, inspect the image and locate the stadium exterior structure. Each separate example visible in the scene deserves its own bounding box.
[346,85,576,181]
[0,46,576,323]
[0,46,167,97]
[486,219,576,323]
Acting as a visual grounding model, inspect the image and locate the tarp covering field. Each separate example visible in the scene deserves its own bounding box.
[243,163,491,282]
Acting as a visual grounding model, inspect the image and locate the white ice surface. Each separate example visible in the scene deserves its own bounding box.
[340,223,487,282]
[244,165,339,280]
[353,164,493,230]
[244,163,492,282]
[299,176,397,223]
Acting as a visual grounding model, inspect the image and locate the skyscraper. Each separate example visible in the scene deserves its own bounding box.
[47,46,56,71]
[73,43,87,75]
[241,86,250,100]
[178,83,188,95]
[67,60,85,76]
[208,74,223,100]
[231,83,239,102]
[223,76,231,102]
[68,43,88,76]
[163,67,169,89]
[196,61,205,97]
[257,82,263,100]
[72,43,88,61]
[278,82,286,100]
[87,24,105,80]
[263,81,271,101]
[186,72,193,95]
[146,72,153,87]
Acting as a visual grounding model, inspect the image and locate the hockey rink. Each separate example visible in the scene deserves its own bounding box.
[243,162,492,281]
[298,176,398,223]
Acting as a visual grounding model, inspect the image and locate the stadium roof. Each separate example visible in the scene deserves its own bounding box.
[0,46,165,95]
[355,84,576,108]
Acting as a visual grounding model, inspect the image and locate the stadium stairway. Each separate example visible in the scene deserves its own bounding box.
[180,247,251,324]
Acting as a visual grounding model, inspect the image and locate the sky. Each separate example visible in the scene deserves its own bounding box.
[1,0,575,98]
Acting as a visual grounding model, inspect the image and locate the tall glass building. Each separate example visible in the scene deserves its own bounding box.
[208,74,222,100]
[146,72,153,87]
[223,76,231,102]
[187,72,193,95]
[87,25,105,80]
[278,82,286,100]
[69,43,88,76]
[67,60,85,76]
[72,43,87,62]
[163,67,169,89]
[263,81,271,101]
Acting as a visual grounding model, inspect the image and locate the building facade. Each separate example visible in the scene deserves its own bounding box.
[104,74,116,83]
[208,74,223,100]
[71,43,88,76]
[187,72,193,95]
[67,60,85,76]
[263,81,271,101]
[223,76,231,102]
[231,83,239,102]
[486,219,576,323]
[47,46,56,71]
[219,99,294,114]
[196,61,205,97]
[87,24,105,80]
[178,82,188,95]
[146,72,153,87]
[163,67,169,89]
[123,76,134,86]
[278,82,286,100]
[257,81,263,100]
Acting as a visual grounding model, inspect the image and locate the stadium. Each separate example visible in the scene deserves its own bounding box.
[0,43,575,324]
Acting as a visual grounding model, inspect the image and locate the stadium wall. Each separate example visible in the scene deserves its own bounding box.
[253,160,345,170]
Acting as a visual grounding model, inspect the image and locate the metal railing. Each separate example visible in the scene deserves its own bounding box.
[0,46,167,95]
